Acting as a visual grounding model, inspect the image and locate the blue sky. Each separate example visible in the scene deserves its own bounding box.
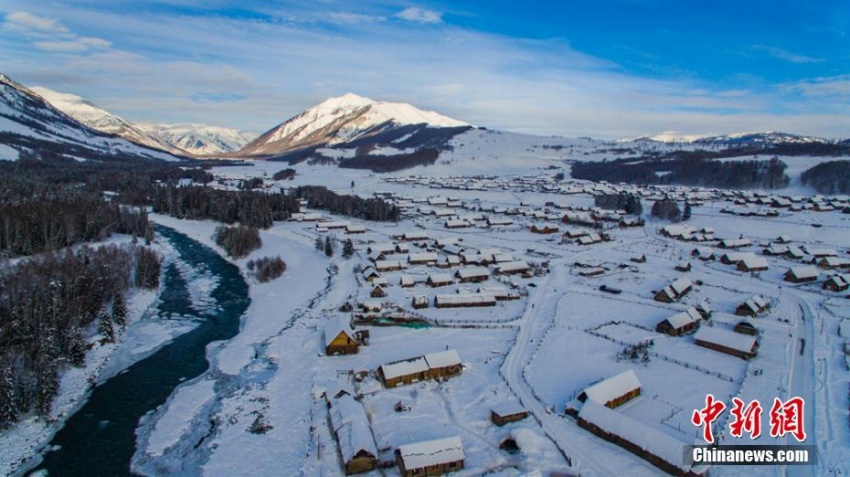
[1,0,848,138]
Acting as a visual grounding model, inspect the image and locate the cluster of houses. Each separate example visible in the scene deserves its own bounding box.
[651,275,763,359]
[566,370,708,476]
[326,390,466,476]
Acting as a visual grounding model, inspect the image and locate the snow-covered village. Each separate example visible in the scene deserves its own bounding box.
[2,2,850,477]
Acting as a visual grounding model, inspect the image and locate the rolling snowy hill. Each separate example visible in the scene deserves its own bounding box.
[0,74,182,162]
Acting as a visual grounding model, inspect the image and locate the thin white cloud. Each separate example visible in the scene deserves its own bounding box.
[752,45,823,64]
[4,11,111,53]
[327,12,386,25]
[4,11,69,35]
[396,7,442,24]
[786,75,850,98]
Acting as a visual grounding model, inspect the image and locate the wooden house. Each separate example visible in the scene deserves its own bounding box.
[408,252,439,265]
[718,238,752,249]
[427,273,454,288]
[490,403,528,426]
[694,327,758,360]
[369,285,387,298]
[401,231,429,242]
[630,254,646,264]
[375,260,406,272]
[412,295,429,309]
[577,234,604,246]
[329,394,378,475]
[443,218,469,229]
[655,308,701,336]
[577,369,642,409]
[434,293,496,308]
[818,257,850,270]
[579,267,606,277]
[784,266,819,283]
[400,275,416,288]
[378,350,462,388]
[455,267,490,283]
[719,251,754,265]
[823,274,850,292]
[653,277,693,303]
[733,320,757,336]
[530,224,560,234]
[345,225,366,234]
[424,350,463,379]
[326,324,360,355]
[735,295,769,317]
[691,247,715,261]
[396,436,465,477]
[737,255,769,272]
[496,261,530,275]
[379,356,430,388]
[762,245,789,256]
[361,267,380,282]
[675,262,692,272]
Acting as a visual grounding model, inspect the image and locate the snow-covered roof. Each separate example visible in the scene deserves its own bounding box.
[663,308,699,329]
[455,266,490,279]
[424,349,462,369]
[435,293,496,306]
[330,394,378,463]
[581,369,641,405]
[578,400,691,472]
[409,252,439,262]
[380,356,429,380]
[375,260,406,271]
[497,261,530,273]
[787,265,818,280]
[719,238,751,248]
[670,277,692,295]
[397,436,465,470]
[740,255,769,270]
[694,327,757,353]
[402,231,429,240]
[428,273,454,284]
[490,402,527,418]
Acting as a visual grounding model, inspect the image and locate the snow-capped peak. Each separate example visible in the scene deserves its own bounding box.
[265,93,467,145]
[240,93,469,156]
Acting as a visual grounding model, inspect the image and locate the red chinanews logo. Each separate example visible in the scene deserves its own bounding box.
[692,395,806,443]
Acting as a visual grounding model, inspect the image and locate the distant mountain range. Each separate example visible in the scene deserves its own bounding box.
[2,72,848,171]
[31,87,255,156]
[136,123,256,156]
[0,74,181,163]
[634,131,830,146]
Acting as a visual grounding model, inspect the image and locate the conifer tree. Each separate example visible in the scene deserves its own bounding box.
[324,236,334,257]
[112,292,127,329]
[342,239,354,259]
[98,309,115,343]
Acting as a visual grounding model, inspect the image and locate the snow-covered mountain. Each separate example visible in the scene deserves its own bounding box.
[632,131,829,146]
[138,123,256,155]
[29,86,187,156]
[236,93,471,158]
[693,131,829,146]
[0,74,182,162]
